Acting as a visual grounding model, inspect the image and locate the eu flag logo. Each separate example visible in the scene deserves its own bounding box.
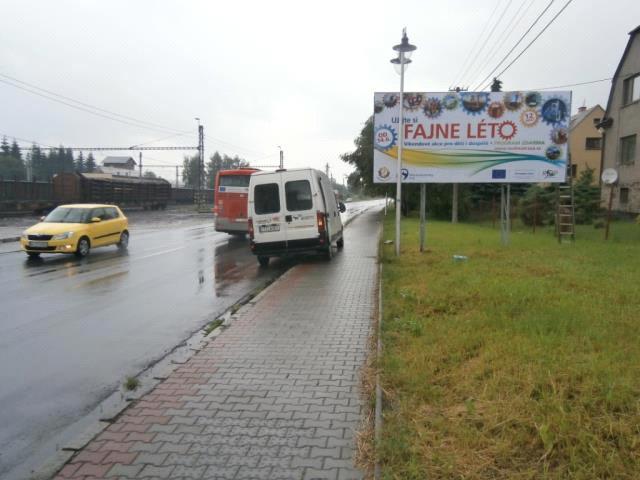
[492,169,506,179]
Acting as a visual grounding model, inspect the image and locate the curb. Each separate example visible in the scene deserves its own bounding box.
[1,236,19,243]
[374,228,384,480]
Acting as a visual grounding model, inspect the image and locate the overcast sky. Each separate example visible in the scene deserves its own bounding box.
[1,0,638,184]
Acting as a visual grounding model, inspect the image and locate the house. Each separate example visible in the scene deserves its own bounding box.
[100,156,137,177]
[598,25,640,213]
[569,104,604,183]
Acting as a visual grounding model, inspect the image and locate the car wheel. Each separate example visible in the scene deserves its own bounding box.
[27,252,40,259]
[75,237,90,258]
[336,234,344,249]
[118,230,129,250]
[258,256,269,267]
[325,242,333,260]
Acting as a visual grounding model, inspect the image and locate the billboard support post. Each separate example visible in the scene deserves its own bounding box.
[452,183,458,223]
[419,183,426,252]
[501,184,511,246]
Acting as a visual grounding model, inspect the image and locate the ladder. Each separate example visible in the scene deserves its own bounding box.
[556,162,575,243]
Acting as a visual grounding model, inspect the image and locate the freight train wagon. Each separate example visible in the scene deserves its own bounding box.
[53,172,171,210]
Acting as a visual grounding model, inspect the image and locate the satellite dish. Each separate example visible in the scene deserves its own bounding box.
[601,168,618,185]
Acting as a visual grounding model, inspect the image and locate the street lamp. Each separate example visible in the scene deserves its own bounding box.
[390,28,416,257]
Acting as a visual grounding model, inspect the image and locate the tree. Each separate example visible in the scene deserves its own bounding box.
[490,78,503,92]
[85,153,97,172]
[0,137,26,180]
[573,167,601,224]
[30,144,47,180]
[205,151,250,188]
[75,151,85,172]
[143,170,157,179]
[182,154,200,188]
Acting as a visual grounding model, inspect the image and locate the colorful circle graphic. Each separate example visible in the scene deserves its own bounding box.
[460,92,489,115]
[503,92,524,111]
[546,145,561,160]
[442,94,459,110]
[541,98,569,126]
[550,127,568,145]
[525,92,542,107]
[423,97,443,118]
[383,94,398,108]
[403,93,424,111]
[374,125,397,151]
[488,101,505,119]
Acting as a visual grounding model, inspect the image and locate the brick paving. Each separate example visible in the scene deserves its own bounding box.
[54,210,381,480]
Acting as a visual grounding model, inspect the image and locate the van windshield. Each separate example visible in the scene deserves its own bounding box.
[285,180,312,211]
[254,183,280,214]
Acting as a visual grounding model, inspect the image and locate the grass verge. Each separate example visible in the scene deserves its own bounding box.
[379,214,640,479]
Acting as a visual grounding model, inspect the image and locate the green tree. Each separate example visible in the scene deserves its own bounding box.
[0,137,26,180]
[30,144,47,180]
[143,170,157,179]
[75,151,85,172]
[205,151,250,188]
[85,152,97,172]
[182,154,200,188]
[573,167,601,224]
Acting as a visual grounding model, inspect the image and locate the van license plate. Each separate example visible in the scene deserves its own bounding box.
[29,241,48,248]
[259,224,280,233]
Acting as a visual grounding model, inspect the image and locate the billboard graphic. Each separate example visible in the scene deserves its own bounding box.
[373,91,571,183]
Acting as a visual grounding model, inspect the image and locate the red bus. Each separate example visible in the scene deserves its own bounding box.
[213,168,259,234]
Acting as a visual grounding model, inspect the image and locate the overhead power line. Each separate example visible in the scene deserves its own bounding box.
[0,72,194,136]
[450,0,503,88]
[457,0,513,88]
[468,0,536,88]
[528,77,613,90]
[479,0,574,91]
[473,0,556,91]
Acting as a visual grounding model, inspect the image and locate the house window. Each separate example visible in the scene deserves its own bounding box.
[585,137,602,150]
[620,135,637,165]
[593,118,601,125]
[569,164,577,178]
[620,187,629,204]
[623,74,640,105]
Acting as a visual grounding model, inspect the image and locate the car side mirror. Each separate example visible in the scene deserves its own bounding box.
[91,217,102,223]
[339,202,346,213]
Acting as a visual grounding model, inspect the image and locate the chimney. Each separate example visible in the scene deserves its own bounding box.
[578,105,587,113]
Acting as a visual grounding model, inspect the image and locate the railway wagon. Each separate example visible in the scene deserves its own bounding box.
[53,172,171,210]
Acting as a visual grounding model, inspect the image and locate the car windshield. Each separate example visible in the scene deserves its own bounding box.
[44,207,91,224]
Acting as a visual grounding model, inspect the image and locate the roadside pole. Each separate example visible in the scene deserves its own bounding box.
[500,184,510,245]
[452,183,458,223]
[605,183,615,240]
[419,183,426,252]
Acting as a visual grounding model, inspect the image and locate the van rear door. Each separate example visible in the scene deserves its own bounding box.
[251,173,285,245]
[283,171,318,246]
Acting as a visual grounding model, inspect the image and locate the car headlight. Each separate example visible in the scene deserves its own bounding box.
[21,231,28,240]
[52,232,75,240]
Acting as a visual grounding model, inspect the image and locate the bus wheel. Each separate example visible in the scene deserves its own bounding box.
[258,256,269,267]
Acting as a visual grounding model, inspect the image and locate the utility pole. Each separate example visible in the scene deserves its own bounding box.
[195,118,204,210]
[325,162,330,177]
[139,151,142,178]
[278,146,284,169]
[176,165,179,188]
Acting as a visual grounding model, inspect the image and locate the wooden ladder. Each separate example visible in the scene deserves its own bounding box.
[556,164,575,243]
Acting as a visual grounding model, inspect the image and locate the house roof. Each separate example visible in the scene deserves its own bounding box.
[603,25,640,122]
[569,105,604,131]
[102,156,136,165]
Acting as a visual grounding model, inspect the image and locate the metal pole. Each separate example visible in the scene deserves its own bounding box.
[506,183,511,244]
[384,191,388,216]
[500,184,506,245]
[175,165,179,188]
[395,51,405,257]
[605,184,614,240]
[419,183,426,252]
[139,151,142,178]
[198,124,204,209]
[451,183,458,223]
[279,148,284,169]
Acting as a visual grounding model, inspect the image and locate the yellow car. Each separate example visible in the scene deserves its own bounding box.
[21,204,129,258]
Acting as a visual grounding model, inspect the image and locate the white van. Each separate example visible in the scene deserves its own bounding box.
[248,168,346,266]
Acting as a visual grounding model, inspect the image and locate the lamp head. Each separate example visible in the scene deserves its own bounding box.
[392,28,417,58]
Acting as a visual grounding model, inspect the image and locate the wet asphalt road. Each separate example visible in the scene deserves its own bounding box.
[0,201,377,479]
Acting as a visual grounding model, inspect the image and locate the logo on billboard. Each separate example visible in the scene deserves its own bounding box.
[491,169,506,179]
[377,166,391,180]
[374,125,397,151]
[401,168,409,180]
[542,169,559,178]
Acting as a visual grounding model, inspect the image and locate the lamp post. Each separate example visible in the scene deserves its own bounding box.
[390,29,416,256]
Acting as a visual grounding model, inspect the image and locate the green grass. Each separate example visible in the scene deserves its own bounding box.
[123,376,140,391]
[379,214,640,479]
[204,319,224,336]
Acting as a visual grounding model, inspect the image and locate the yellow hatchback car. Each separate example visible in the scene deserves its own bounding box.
[21,204,129,258]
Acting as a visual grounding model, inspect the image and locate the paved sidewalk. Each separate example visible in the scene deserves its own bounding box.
[54,210,381,480]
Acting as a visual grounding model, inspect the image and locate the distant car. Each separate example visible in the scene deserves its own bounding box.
[345,197,353,202]
[20,204,129,258]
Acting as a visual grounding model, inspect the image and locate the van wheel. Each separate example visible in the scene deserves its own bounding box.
[324,243,333,261]
[75,237,90,258]
[336,235,344,249]
[258,256,269,267]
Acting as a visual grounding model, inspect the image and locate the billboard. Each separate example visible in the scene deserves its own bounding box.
[373,91,571,183]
